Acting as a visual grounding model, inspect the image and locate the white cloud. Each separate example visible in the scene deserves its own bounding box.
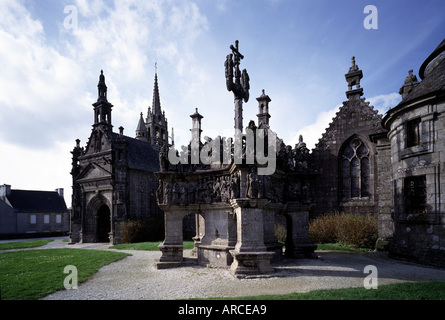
[0,2,87,149]
[0,0,213,203]
[0,0,44,39]
[289,92,400,150]
[290,105,340,151]
[0,140,74,205]
[367,92,401,115]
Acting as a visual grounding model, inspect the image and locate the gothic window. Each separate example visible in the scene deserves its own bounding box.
[341,138,370,200]
[404,176,427,214]
[407,117,421,148]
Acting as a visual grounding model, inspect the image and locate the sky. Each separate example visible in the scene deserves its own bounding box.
[0,0,444,205]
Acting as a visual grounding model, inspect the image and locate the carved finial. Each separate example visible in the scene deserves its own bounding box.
[97,70,107,101]
[349,57,359,73]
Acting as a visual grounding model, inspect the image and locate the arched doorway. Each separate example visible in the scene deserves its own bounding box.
[97,205,111,242]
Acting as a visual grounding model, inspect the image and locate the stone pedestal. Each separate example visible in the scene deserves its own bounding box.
[156,206,190,269]
[229,199,275,277]
[285,205,317,258]
[229,250,275,278]
[263,204,284,262]
[197,203,236,268]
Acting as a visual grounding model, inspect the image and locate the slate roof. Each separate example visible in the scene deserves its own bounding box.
[111,133,160,173]
[396,38,445,108]
[7,190,68,213]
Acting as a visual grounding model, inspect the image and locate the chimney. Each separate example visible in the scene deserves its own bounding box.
[0,184,11,197]
[55,188,64,198]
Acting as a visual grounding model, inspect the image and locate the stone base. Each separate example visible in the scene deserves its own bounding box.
[198,245,235,268]
[158,244,183,263]
[229,250,275,278]
[155,258,197,269]
[375,238,392,251]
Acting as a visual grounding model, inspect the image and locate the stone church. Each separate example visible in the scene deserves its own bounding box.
[69,71,169,244]
[69,37,445,269]
[313,38,445,267]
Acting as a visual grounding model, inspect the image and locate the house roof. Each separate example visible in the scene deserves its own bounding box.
[7,190,68,213]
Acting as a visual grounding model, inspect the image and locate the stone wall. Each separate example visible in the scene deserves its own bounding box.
[312,97,386,217]
[127,170,163,220]
[385,99,445,266]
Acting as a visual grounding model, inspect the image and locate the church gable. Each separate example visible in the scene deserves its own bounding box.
[76,162,112,183]
[316,98,384,152]
[84,129,113,156]
[315,57,386,153]
[312,57,387,216]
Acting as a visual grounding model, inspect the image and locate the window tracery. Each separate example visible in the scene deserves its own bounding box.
[341,138,370,200]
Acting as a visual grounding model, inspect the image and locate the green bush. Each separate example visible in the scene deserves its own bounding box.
[119,217,164,244]
[309,212,378,249]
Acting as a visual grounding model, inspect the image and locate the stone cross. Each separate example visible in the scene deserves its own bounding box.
[225,40,250,134]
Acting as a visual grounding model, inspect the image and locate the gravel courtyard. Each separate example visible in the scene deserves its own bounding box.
[29,238,445,300]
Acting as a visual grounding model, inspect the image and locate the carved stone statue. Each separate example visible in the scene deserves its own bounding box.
[225,41,250,102]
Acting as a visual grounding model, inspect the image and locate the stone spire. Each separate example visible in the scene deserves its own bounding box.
[345,57,364,100]
[93,70,113,132]
[97,70,108,102]
[190,108,204,144]
[256,89,271,129]
[135,112,148,141]
[145,69,169,150]
[151,72,162,116]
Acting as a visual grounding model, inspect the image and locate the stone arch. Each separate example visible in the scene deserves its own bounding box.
[85,195,112,243]
[97,205,111,242]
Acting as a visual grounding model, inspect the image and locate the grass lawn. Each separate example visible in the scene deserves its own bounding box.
[0,239,55,250]
[0,249,130,300]
[316,243,374,252]
[205,281,445,300]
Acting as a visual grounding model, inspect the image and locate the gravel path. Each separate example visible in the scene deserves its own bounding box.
[3,238,445,300]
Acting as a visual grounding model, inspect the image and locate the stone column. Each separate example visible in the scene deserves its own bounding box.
[234,98,243,136]
[263,203,284,262]
[229,199,275,278]
[191,212,205,257]
[156,206,189,269]
[285,203,317,258]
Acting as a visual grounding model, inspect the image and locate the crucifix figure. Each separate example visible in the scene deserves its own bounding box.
[225,40,250,102]
[225,40,250,135]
